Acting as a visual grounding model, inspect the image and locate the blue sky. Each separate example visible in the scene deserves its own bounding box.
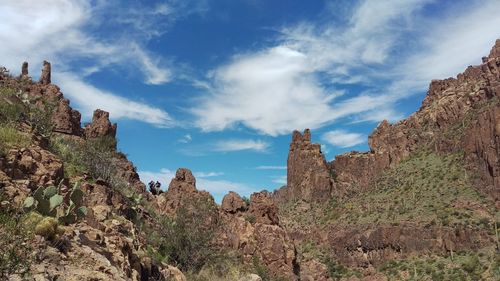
[1,0,500,202]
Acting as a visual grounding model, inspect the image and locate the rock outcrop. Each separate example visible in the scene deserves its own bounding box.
[39,60,51,84]
[221,191,247,213]
[21,61,29,78]
[220,191,298,280]
[329,39,500,200]
[84,109,117,139]
[274,129,333,204]
[52,98,82,135]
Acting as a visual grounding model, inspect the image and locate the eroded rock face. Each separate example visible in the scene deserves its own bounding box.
[278,129,333,203]
[221,191,247,214]
[2,147,64,188]
[39,60,51,84]
[330,39,500,200]
[155,168,214,215]
[84,109,117,139]
[21,61,29,77]
[327,225,490,268]
[249,191,279,225]
[52,98,82,135]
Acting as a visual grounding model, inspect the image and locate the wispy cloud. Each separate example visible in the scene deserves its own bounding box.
[56,73,174,127]
[191,0,500,136]
[256,165,287,170]
[194,172,224,178]
[178,134,192,143]
[213,139,270,152]
[322,130,365,148]
[271,175,287,185]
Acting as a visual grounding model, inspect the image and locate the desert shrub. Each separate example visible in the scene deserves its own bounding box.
[27,99,56,138]
[0,125,31,156]
[0,197,33,278]
[81,136,117,183]
[322,256,350,280]
[0,88,25,125]
[155,196,220,273]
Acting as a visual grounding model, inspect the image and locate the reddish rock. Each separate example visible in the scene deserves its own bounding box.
[84,109,117,139]
[39,60,51,84]
[21,61,29,77]
[249,191,280,225]
[221,191,247,213]
[277,129,333,203]
[52,98,82,135]
[155,168,215,215]
[2,147,63,188]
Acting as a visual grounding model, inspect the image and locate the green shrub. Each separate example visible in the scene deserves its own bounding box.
[155,196,220,273]
[0,125,31,155]
[0,196,33,278]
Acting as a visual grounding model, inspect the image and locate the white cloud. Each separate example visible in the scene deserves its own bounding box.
[178,134,192,143]
[256,166,287,170]
[194,172,224,178]
[213,139,270,152]
[271,175,287,185]
[322,130,365,148]
[56,73,174,127]
[192,0,500,136]
[138,168,254,201]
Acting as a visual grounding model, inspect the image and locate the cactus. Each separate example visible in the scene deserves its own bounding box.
[23,182,87,225]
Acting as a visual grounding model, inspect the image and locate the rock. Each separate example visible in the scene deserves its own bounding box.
[52,98,82,135]
[21,61,29,77]
[156,168,215,215]
[84,109,117,139]
[39,60,51,84]
[2,147,64,188]
[239,274,262,281]
[299,259,332,281]
[249,191,279,225]
[221,191,247,213]
[160,265,187,281]
[276,129,333,203]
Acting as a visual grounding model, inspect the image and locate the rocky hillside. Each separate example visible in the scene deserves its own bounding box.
[0,40,499,281]
[274,40,500,280]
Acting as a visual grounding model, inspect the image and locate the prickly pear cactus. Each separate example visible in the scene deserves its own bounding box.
[23,182,87,225]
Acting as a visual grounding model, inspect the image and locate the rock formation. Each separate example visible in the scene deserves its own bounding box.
[39,60,51,84]
[21,61,29,78]
[84,109,117,139]
[274,129,334,203]
[52,98,82,135]
[221,191,247,213]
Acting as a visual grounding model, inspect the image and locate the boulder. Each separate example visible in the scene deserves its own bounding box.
[221,191,247,213]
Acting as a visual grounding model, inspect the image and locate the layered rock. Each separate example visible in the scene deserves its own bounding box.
[84,109,117,139]
[274,129,333,204]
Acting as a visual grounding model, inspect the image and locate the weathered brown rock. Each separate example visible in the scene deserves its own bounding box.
[155,168,215,215]
[221,191,247,213]
[52,98,82,135]
[39,60,51,84]
[84,109,117,139]
[249,191,279,225]
[329,39,500,199]
[21,61,29,77]
[276,129,333,203]
[327,224,490,268]
[2,147,64,188]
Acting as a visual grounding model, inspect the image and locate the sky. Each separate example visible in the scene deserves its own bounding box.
[1,0,500,202]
